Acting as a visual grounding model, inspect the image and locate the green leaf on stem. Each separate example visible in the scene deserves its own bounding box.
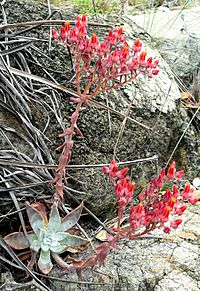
[61,202,83,232]
[59,232,88,250]
[4,232,36,249]
[38,250,53,274]
[48,202,61,233]
[26,202,46,236]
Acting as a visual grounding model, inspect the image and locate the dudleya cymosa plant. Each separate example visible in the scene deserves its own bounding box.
[50,14,159,200]
[4,202,88,274]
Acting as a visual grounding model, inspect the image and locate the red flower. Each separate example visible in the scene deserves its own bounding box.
[64,21,70,32]
[189,197,199,205]
[102,166,110,174]
[116,167,129,179]
[111,49,119,63]
[134,203,145,218]
[167,161,176,179]
[103,159,194,239]
[152,59,159,68]
[91,34,98,47]
[131,220,139,229]
[117,27,123,37]
[120,43,129,62]
[60,26,68,41]
[168,197,177,208]
[152,69,159,75]
[156,168,165,188]
[140,215,152,226]
[182,182,193,200]
[128,58,139,71]
[106,29,116,45]
[79,24,86,36]
[173,185,179,197]
[146,57,153,68]
[109,160,119,176]
[170,219,182,229]
[81,14,87,24]
[132,39,142,54]
[163,226,171,234]
[160,206,171,222]
[139,51,147,63]
[52,28,59,40]
[75,15,82,28]
[176,170,184,179]
[175,205,187,215]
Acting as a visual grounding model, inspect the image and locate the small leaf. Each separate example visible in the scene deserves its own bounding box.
[161,184,171,192]
[59,232,88,250]
[4,232,35,249]
[26,202,45,236]
[48,202,61,233]
[61,202,83,232]
[38,250,53,274]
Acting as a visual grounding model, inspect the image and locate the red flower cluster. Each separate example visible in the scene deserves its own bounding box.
[103,160,135,209]
[52,15,159,101]
[103,160,199,238]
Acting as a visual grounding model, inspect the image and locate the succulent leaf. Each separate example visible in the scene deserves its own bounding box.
[30,239,42,252]
[4,232,36,250]
[29,202,47,221]
[54,232,70,241]
[61,202,83,232]
[59,232,88,249]
[26,202,45,236]
[38,249,53,274]
[47,202,61,233]
[49,244,66,254]
[41,242,50,252]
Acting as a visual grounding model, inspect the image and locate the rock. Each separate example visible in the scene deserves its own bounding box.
[127,6,200,79]
[47,203,200,290]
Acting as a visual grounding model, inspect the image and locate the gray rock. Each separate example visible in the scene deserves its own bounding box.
[127,6,200,79]
[48,203,200,291]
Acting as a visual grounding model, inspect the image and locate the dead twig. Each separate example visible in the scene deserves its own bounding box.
[0,19,112,32]
[0,155,158,170]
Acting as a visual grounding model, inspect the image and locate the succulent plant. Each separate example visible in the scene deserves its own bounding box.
[4,202,88,274]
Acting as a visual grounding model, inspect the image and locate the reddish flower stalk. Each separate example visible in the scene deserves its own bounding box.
[51,15,159,199]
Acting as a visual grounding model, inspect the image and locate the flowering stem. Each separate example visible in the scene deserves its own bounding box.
[53,100,84,199]
[51,16,159,201]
